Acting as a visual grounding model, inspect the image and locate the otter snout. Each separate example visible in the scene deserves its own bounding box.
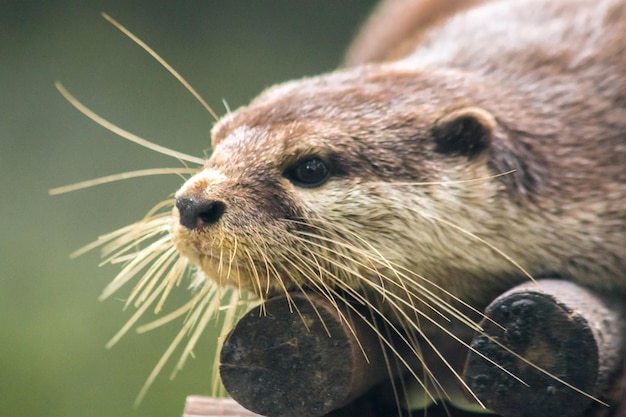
[175,196,225,230]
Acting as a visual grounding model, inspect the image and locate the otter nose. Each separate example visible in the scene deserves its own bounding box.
[175,196,226,229]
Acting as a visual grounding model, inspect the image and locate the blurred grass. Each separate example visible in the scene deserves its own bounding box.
[0,2,376,416]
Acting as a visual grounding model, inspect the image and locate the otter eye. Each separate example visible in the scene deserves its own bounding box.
[285,157,330,188]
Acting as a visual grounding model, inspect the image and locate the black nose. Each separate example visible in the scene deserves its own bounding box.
[175,196,226,229]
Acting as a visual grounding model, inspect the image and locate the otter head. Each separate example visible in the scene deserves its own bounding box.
[170,64,528,312]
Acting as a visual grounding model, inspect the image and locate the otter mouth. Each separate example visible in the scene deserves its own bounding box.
[186,246,287,297]
[170,206,299,297]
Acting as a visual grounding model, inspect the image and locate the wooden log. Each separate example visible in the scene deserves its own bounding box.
[219,293,402,417]
[586,354,626,417]
[462,279,626,417]
[184,396,264,417]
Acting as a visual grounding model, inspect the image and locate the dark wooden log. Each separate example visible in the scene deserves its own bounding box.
[462,279,626,417]
[219,293,400,417]
[586,354,626,417]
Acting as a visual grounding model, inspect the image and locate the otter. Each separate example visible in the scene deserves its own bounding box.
[164,0,626,410]
[173,0,625,315]
[55,0,626,413]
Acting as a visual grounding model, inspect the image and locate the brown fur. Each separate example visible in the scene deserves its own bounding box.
[172,0,625,329]
[345,0,489,66]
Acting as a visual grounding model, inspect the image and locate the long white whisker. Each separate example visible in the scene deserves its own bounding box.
[288,224,480,329]
[371,169,517,187]
[286,218,501,331]
[429,216,537,284]
[55,82,205,165]
[49,168,198,195]
[101,13,220,121]
[275,249,438,399]
[283,222,528,408]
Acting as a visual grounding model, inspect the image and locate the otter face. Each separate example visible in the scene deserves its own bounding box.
[170,66,522,310]
[171,122,321,295]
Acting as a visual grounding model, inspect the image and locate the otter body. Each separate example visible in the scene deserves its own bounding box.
[172,0,625,322]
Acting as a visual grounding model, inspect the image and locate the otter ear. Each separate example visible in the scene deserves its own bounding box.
[431,107,496,158]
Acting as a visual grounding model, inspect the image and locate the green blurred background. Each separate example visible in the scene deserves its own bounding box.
[1,2,377,416]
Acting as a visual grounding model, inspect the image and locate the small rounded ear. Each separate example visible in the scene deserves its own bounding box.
[431,107,497,158]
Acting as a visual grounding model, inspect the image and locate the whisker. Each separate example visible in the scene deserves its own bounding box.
[273,250,335,335]
[133,283,216,405]
[372,306,409,416]
[216,236,226,279]
[253,238,291,305]
[288,229,464,326]
[321,279,439,403]
[49,168,198,195]
[100,236,172,302]
[101,223,168,266]
[130,245,178,308]
[208,289,255,396]
[68,214,167,259]
[276,246,436,395]
[142,198,176,217]
[363,274,529,407]
[286,218,498,331]
[227,238,238,287]
[152,248,187,313]
[135,265,203,334]
[243,247,264,300]
[282,221,530,408]
[337,269,493,407]
[55,82,205,165]
[101,13,220,121]
[222,98,232,115]
[327,217,502,330]
[101,217,169,254]
[480,332,608,406]
[429,216,537,284]
[106,273,172,349]
[371,169,517,187]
